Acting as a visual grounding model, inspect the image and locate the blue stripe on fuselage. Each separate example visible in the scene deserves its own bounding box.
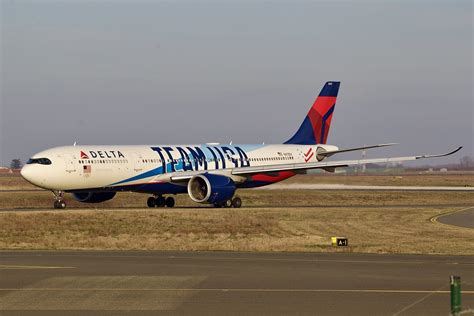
[110,144,265,187]
[111,165,164,186]
[68,182,187,195]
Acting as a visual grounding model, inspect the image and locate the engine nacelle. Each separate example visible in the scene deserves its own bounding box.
[72,192,117,203]
[187,174,236,204]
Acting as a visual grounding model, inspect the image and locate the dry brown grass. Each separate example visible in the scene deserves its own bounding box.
[286,172,474,187]
[1,172,473,191]
[0,206,472,255]
[0,190,472,210]
[0,190,472,255]
[1,173,472,254]
[0,175,38,190]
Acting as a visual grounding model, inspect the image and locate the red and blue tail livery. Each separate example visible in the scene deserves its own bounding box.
[285,81,340,145]
[21,81,462,209]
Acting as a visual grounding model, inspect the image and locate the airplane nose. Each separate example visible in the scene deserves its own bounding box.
[20,165,31,180]
[20,165,41,186]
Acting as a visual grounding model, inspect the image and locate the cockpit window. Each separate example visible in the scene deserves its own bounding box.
[27,158,52,165]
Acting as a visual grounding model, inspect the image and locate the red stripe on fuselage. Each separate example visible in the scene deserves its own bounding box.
[251,171,296,183]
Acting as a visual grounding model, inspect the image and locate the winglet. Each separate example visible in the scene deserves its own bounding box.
[415,146,463,159]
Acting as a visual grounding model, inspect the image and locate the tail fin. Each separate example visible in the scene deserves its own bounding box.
[284,81,340,145]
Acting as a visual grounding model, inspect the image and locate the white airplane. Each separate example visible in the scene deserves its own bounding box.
[21,82,462,209]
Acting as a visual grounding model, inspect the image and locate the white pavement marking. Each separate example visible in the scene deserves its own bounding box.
[0,265,75,270]
[1,288,473,294]
[392,284,449,315]
[262,183,474,191]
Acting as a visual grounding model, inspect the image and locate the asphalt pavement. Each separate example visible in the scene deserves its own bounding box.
[435,207,474,229]
[1,251,473,315]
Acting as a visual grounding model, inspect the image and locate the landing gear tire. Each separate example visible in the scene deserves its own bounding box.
[231,196,242,208]
[52,191,66,209]
[147,197,156,208]
[156,196,166,207]
[54,200,66,209]
[165,197,175,208]
[213,197,242,208]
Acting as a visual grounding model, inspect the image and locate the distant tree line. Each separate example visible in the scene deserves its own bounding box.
[459,156,474,169]
[9,159,23,170]
[407,155,474,171]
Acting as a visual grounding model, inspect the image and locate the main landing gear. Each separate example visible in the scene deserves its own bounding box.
[214,196,242,208]
[147,195,175,208]
[52,191,67,209]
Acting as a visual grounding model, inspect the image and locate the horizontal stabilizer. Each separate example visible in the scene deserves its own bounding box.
[318,143,398,159]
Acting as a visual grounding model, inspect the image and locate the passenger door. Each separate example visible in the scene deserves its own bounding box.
[64,154,77,173]
[131,152,144,172]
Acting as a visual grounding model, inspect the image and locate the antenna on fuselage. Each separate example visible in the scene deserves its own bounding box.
[230,141,233,145]
[73,141,77,146]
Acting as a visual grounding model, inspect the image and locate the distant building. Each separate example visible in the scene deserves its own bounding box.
[0,167,11,174]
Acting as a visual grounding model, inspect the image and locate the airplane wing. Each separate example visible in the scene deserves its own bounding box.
[231,146,463,176]
[169,146,462,182]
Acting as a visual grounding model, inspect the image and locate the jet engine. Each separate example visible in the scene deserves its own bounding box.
[72,192,117,203]
[187,174,236,204]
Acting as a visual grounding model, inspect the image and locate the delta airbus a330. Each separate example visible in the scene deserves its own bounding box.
[21,82,461,209]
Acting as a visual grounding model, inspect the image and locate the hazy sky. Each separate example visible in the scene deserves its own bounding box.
[1,0,472,166]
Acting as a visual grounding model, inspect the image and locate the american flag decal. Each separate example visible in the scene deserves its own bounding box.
[83,165,92,173]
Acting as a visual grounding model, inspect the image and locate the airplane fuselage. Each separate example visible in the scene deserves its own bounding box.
[21,143,338,193]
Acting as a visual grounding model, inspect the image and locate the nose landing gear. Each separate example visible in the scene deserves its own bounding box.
[52,191,67,209]
[147,195,175,208]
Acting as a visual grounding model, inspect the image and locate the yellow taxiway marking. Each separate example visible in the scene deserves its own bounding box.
[0,288,473,294]
[0,265,75,270]
[430,206,474,227]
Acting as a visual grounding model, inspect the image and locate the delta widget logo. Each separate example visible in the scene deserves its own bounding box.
[80,151,89,159]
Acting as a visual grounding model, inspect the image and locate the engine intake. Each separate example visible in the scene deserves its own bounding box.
[187,174,236,204]
[72,192,116,203]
